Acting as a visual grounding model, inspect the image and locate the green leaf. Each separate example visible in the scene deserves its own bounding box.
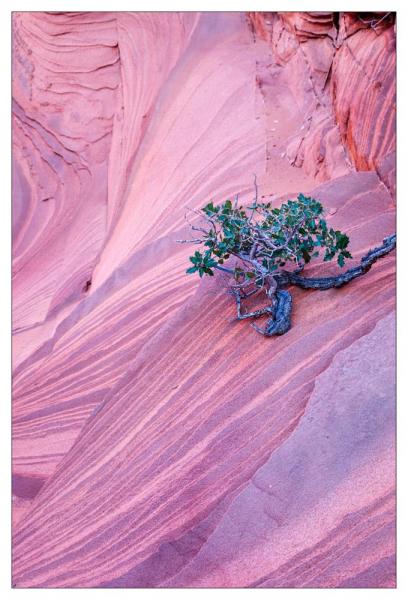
[335,232,349,250]
[190,252,202,265]
[185,194,353,281]
[203,202,216,215]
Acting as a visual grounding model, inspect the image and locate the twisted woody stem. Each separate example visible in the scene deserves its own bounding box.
[235,234,396,337]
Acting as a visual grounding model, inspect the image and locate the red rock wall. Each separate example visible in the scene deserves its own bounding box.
[248,11,396,191]
[332,14,396,173]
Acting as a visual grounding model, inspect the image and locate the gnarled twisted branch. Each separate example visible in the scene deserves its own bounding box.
[283,234,396,290]
[238,234,395,337]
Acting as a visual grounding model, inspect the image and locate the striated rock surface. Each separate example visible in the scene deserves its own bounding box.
[248,12,396,189]
[12,10,263,482]
[12,12,395,588]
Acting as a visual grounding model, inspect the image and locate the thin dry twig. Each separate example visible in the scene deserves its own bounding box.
[358,12,392,30]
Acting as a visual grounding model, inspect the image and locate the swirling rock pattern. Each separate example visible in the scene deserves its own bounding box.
[12,12,395,588]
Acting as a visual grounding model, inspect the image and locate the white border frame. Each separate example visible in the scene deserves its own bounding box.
[2,2,405,598]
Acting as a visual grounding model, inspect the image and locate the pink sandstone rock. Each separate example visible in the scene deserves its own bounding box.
[248,12,396,189]
[12,11,395,588]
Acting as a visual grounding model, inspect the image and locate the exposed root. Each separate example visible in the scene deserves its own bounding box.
[238,235,395,337]
[233,288,275,321]
[285,234,396,290]
[251,289,293,336]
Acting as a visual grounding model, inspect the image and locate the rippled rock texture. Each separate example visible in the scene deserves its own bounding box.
[12,12,395,588]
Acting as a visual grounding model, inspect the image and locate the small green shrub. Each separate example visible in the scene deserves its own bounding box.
[180,190,395,336]
[185,194,352,290]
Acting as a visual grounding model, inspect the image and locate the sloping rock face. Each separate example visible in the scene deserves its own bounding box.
[12,12,395,588]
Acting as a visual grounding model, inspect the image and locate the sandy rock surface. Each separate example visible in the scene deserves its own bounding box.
[12,11,395,588]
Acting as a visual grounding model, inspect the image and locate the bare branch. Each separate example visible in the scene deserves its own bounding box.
[176,237,203,244]
[214,265,234,275]
[287,234,396,290]
[248,173,258,223]
[358,12,391,30]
